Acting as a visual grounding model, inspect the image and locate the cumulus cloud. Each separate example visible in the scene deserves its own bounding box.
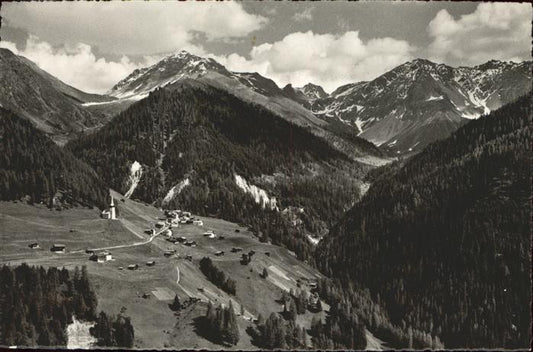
[0,36,159,94]
[427,3,532,65]
[213,31,415,92]
[292,7,315,22]
[2,2,267,55]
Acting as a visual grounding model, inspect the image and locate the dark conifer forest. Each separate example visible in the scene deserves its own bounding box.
[0,108,107,209]
[0,264,133,348]
[316,95,532,348]
[67,81,369,260]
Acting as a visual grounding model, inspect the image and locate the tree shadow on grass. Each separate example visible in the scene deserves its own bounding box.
[192,316,231,348]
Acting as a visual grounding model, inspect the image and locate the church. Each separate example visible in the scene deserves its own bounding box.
[101,195,117,220]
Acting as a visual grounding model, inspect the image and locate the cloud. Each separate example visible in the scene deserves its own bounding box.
[1,36,160,94]
[2,2,267,55]
[427,3,532,65]
[213,31,415,92]
[292,7,315,22]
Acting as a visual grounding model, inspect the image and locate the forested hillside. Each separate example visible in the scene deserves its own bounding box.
[0,108,107,209]
[68,80,369,259]
[316,95,532,348]
[0,264,133,348]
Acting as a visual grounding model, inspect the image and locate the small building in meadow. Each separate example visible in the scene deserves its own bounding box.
[29,243,40,249]
[90,251,112,263]
[51,244,66,253]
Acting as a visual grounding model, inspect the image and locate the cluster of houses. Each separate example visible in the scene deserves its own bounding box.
[164,209,203,226]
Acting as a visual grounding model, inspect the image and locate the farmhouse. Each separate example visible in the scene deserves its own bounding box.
[90,251,113,263]
[51,244,66,253]
[203,231,216,238]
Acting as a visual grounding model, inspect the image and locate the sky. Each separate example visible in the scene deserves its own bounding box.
[1,1,531,94]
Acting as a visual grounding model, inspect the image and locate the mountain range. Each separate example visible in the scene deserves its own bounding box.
[308,58,531,153]
[1,47,529,156]
[0,40,531,350]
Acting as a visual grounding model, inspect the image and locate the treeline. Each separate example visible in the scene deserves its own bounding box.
[316,95,532,348]
[0,108,107,209]
[199,257,236,295]
[202,300,239,345]
[249,312,308,349]
[0,265,89,346]
[0,264,134,348]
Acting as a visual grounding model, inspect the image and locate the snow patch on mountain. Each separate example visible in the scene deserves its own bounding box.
[234,174,278,211]
[124,161,143,199]
[162,178,190,205]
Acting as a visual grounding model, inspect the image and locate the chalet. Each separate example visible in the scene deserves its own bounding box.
[146,261,156,266]
[164,249,176,257]
[127,264,139,270]
[231,247,243,253]
[203,231,216,239]
[90,251,112,263]
[85,249,95,254]
[51,244,66,253]
[176,236,187,243]
[164,229,173,237]
[28,243,40,249]
[192,220,203,226]
[156,222,165,228]
[215,251,225,256]
[182,211,192,218]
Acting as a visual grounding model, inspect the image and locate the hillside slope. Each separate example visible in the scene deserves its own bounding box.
[94,50,384,160]
[0,48,113,144]
[0,107,108,208]
[68,81,372,259]
[316,95,532,348]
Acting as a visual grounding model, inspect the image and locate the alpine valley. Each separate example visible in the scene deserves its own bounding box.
[0,45,530,351]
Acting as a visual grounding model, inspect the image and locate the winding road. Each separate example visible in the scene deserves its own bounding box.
[70,220,169,254]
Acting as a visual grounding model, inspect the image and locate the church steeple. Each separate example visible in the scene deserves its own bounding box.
[109,194,116,219]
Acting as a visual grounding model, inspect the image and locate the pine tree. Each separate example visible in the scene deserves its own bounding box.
[170,294,181,311]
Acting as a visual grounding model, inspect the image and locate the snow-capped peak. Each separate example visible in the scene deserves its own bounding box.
[107,50,230,99]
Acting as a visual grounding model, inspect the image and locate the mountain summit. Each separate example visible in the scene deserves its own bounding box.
[312,58,531,154]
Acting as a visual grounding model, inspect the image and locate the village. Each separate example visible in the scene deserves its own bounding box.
[0,190,331,349]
